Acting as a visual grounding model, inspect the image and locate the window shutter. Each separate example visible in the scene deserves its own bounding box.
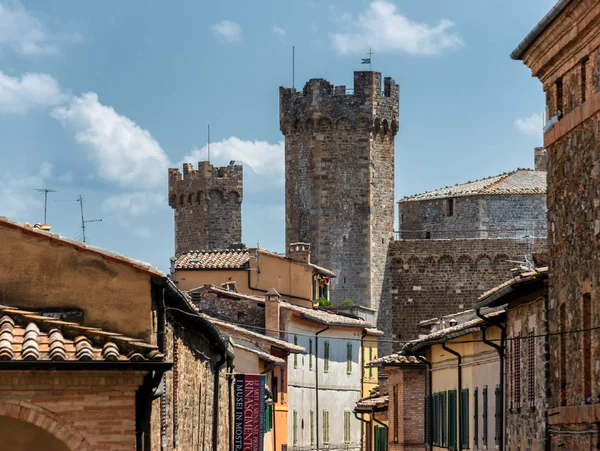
[441,391,447,447]
[369,347,373,378]
[433,393,440,446]
[347,342,353,374]
[482,386,488,447]
[293,410,298,446]
[473,387,478,449]
[494,384,501,446]
[344,411,351,443]
[323,410,330,444]
[461,389,469,449]
[324,342,330,373]
[294,336,298,369]
[528,329,535,406]
[448,390,457,450]
[310,410,314,445]
[309,339,313,371]
[424,395,431,445]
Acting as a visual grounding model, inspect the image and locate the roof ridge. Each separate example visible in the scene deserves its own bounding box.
[481,169,517,191]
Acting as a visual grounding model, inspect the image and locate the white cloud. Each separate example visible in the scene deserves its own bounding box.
[51,92,170,190]
[0,1,81,56]
[272,25,286,42]
[0,71,66,114]
[211,20,242,43]
[0,162,52,220]
[181,137,284,181]
[515,113,543,139]
[331,1,462,56]
[58,171,73,183]
[101,192,166,217]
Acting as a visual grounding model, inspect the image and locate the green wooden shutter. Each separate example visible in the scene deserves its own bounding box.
[473,387,478,449]
[264,404,272,432]
[310,410,314,445]
[324,341,330,373]
[441,391,447,447]
[293,409,298,445]
[432,393,440,446]
[494,384,501,447]
[448,390,457,450]
[424,395,432,445]
[374,426,388,451]
[461,389,469,449]
[347,342,353,374]
[309,339,313,371]
[344,411,351,443]
[369,347,373,378]
[323,410,330,444]
[294,336,298,368]
[482,386,488,447]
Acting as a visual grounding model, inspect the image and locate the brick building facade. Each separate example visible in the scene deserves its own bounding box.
[168,161,243,255]
[280,72,399,316]
[514,0,600,447]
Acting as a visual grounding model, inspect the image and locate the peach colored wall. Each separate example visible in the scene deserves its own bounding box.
[175,269,248,292]
[0,224,155,340]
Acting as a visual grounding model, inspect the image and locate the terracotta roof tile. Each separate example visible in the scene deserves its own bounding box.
[232,343,286,365]
[367,353,423,366]
[0,305,163,362]
[174,250,250,269]
[399,169,546,202]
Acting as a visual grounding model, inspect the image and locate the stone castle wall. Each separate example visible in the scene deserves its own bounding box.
[398,194,547,240]
[387,237,547,344]
[168,161,243,254]
[280,72,398,314]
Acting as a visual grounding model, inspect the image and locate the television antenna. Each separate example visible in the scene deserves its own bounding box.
[55,195,103,243]
[34,188,56,223]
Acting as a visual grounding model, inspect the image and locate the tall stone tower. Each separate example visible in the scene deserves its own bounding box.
[168,161,243,254]
[280,71,399,314]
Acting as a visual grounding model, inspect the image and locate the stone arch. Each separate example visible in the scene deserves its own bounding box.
[373,118,381,135]
[317,117,332,131]
[493,254,511,268]
[391,119,399,135]
[475,254,492,272]
[407,256,421,274]
[305,118,315,132]
[382,119,389,135]
[196,190,204,204]
[187,193,193,204]
[438,255,454,272]
[227,190,242,202]
[208,188,225,202]
[0,400,92,451]
[457,255,473,273]
[335,117,353,131]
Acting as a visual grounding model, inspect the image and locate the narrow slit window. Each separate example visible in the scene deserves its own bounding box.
[324,341,330,373]
[556,77,563,116]
[346,342,353,374]
[446,198,454,217]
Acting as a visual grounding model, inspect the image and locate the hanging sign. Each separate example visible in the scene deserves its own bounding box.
[234,374,266,451]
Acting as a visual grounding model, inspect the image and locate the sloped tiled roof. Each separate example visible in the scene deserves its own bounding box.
[477,266,548,307]
[366,353,423,367]
[0,305,163,362]
[399,169,546,202]
[174,250,250,269]
[355,392,389,411]
[232,343,286,366]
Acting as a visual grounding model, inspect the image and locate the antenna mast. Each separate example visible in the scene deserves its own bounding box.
[77,195,102,244]
[292,45,295,89]
[208,124,211,163]
[35,188,57,223]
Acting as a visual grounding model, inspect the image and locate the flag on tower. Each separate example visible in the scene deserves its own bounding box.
[361,58,370,64]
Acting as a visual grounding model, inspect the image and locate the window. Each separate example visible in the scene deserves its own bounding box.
[369,347,373,378]
[265,403,273,432]
[280,368,285,404]
[424,395,432,445]
[482,386,488,448]
[581,57,589,103]
[441,391,447,447]
[461,389,469,449]
[494,385,501,447]
[433,393,440,446]
[513,333,521,409]
[293,410,298,446]
[310,410,315,446]
[294,336,298,369]
[323,410,330,445]
[448,390,457,450]
[309,339,313,371]
[583,294,592,399]
[474,387,478,449]
[347,342,353,374]
[425,231,431,239]
[446,198,455,217]
[324,341,330,373]
[393,385,399,442]
[273,377,279,404]
[528,329,536,406]
[344,410,352,444]
[556,77,563,115]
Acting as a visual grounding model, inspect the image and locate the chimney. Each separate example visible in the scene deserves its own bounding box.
[265,288,281,338]
[287,242,311,264]
[534,147,548,171]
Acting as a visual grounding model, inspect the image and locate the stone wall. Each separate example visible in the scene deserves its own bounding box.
[280,72,398,318]
[398,193,547,240]
[388,238,547,344]
[150,318,230,451]
[168,161,243,255]
[191,290,265,332]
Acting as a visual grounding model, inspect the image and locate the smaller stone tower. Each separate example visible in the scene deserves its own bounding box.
[168,161,243,254]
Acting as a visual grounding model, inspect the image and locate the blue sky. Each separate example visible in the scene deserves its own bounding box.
[0,0,554,271]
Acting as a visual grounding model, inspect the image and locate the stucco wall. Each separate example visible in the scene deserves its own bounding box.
[175,269,246,292]
[0,223,155,340]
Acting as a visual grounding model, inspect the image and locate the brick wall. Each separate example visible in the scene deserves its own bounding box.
[0,371,144,450]
[398,193,547,240]
[280,72,398,319]
[168,161,243,254]
[388,238,547,343]
[386,366,426,451]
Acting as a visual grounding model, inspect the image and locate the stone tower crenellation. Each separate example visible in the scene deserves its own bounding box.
[280,71,399,316]
[168,161,243,255]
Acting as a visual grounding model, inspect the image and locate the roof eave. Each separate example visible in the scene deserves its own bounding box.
[0,360,173,371]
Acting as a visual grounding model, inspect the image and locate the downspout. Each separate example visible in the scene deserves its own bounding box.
[416,356,433,451]
[355,412,370,451]
[360,329,367,451]
[315,325,330,450]
[229,365,235,451]
[213,347,235,451]
[442,342,463,451]
[372,411,388,438]
[476,308,505,451]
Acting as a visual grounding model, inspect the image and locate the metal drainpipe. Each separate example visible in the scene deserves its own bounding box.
[228,366,234,451]
[416,356,433,451]
[360,329,367,451]
[442,342,463,451]
[315,325,330,450]
[476,308,505,451]
[355,412,370,451]
[372,410,388,441]
[213,348,235,451]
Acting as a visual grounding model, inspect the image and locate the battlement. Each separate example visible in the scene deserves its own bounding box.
[279,71,399,135]
[168,161,243,209]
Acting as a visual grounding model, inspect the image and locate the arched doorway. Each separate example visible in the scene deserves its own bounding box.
[0,415,71,451]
